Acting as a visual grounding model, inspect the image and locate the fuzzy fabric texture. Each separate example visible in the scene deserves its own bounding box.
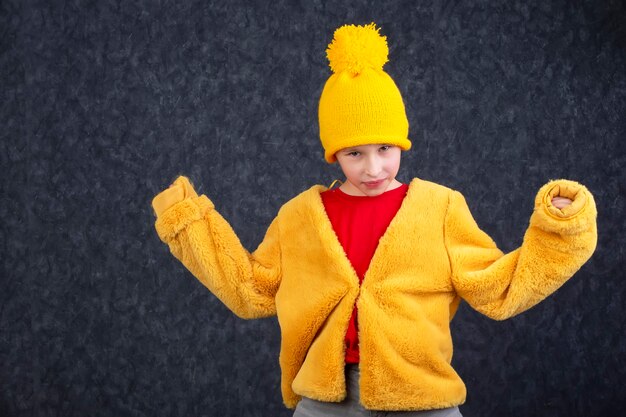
[152,176,597,411]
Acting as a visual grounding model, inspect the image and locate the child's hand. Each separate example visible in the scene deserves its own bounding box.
[551,196,573,209]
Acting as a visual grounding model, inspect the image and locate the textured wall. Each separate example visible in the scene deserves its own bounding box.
[2,0,625,416]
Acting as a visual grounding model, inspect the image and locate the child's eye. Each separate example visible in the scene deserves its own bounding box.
[379,145,391,152]
[347,151,360,157]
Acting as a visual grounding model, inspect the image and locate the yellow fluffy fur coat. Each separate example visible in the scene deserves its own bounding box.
[152,176,597,410]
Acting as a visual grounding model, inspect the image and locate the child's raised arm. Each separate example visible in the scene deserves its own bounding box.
[445,179,597,320]
[151,176,281,319]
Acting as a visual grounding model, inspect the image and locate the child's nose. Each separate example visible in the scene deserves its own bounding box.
[365,155,383,177]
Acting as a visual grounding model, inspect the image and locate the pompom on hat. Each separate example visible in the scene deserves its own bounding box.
[318,22,411,163]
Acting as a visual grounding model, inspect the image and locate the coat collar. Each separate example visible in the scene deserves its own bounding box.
[293,178,423,285]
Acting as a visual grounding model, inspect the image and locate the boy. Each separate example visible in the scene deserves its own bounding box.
[151,23,597,416]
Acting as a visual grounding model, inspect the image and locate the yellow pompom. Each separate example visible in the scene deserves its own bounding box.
[326,22,389,75]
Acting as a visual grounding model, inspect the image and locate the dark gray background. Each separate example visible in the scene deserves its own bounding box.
[2,0,625,416]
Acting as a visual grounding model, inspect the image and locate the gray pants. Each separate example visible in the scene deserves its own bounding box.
[293,365,463,417]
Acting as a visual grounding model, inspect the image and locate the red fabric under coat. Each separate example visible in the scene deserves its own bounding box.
[320,183,409,363]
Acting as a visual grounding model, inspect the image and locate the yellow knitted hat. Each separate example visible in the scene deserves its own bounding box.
[318,22,411,163]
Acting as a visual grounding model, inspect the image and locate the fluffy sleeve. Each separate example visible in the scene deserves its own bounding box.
[152,176,281,319]
[445,179,598,320]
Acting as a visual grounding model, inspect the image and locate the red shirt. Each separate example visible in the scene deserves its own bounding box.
[320,183,409,363]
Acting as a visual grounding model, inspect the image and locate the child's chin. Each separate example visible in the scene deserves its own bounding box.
[360,187,385,197]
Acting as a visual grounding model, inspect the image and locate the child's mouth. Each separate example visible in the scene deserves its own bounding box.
[364,179,385,188]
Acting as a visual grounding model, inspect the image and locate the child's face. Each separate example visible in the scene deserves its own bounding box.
[335,144,402,197]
